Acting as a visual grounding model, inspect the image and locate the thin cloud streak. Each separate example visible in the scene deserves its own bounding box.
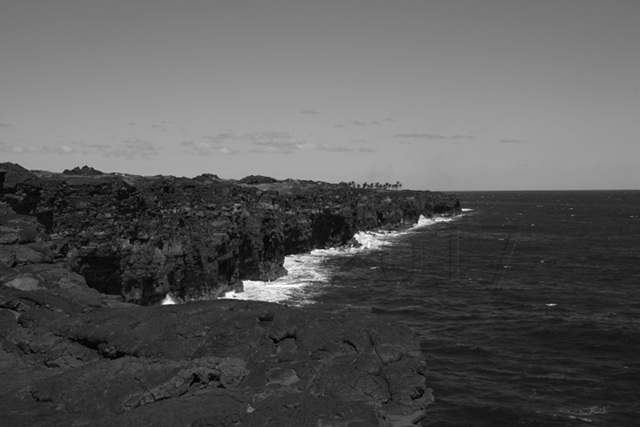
[102,139,161,160]
[358,147,377,153]
[28,140,164,159]
[394,132,475,140]
[182,140,238,156]
[394,133,448,140]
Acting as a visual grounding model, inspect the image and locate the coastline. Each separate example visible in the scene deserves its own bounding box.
[1,162,461,426]
[221,213,463,306]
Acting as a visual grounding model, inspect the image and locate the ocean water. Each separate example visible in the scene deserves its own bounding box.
[224,190,640,426]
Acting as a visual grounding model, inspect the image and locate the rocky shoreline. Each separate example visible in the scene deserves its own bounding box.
[0,163,460,426]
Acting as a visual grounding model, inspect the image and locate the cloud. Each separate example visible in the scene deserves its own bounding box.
[385,117,397,122]
[74,142,112,154]
[184,131,353,155]
[317,144,352,152]
[500,138,525,144]
[394,132,449,140]
[126,122,137,126]
[0,142,77,155]
[181,131,247,155]
[41,145,76,155]
[394,132,475,141]
[244,131,353,154]
[0,122,11,127]
[301,109,319,115]
[100,139,161,160]
[185,131,308,155]
[246,131,308,154]
[201,132,236,144]
[0,144,29,153]
[250,139,306,154]
[182,140,239,156]
[0,139,161,159]
[358,147,377,153]
[333,120,385,128]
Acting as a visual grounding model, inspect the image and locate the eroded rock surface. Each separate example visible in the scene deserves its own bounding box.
[0,163,455,426]
[1,162,460,304]
[1,285,433,426]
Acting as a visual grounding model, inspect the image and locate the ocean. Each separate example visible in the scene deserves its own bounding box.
[223,190,640,426]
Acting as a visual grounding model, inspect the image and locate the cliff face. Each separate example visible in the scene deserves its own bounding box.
[0,162,456,425]
[0,163,460,304]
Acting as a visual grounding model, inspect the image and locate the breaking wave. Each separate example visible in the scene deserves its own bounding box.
[221,214,460,306]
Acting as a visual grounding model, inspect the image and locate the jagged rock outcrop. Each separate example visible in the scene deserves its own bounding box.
[62,165,104,176]
[0,163,459,426]
[1,278,432,426]
[0,202,433,425]
[0,162,460,304]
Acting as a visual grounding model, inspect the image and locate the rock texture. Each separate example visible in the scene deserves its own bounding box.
[0,162,460,426]
[1,162,460,305]
[1,279,432,426]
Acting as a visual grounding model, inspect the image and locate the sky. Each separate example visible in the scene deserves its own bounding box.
[1,0,638,191]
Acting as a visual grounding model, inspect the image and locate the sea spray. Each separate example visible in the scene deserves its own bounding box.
[222,214,461,305]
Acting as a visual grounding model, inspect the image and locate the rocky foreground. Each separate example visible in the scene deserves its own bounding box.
[0,163,460,426]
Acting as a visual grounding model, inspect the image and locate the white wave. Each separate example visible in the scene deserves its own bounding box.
[161,292,182,305]
[221,252,332,305]
[411,214,456,230]
[353,231,395,250]
[222,213,460,305]
[222,280,310,304]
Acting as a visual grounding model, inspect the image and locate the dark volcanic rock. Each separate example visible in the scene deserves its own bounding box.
[0,169,5,198]
[0,162,35,192]
[62,165,104,176]
[0,286,433,426]
[1,163,460,304]
[238,174,279,184]
[0,163,457,426]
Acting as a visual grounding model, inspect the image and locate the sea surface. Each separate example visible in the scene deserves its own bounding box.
[223,190,640,426]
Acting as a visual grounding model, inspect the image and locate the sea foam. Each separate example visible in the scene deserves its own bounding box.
[222,214,459,305]
[222,252,331,305]
[161,293,181,305]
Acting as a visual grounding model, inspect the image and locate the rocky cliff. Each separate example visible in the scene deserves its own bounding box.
[0,162,460,426]
[1,162,460,305]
